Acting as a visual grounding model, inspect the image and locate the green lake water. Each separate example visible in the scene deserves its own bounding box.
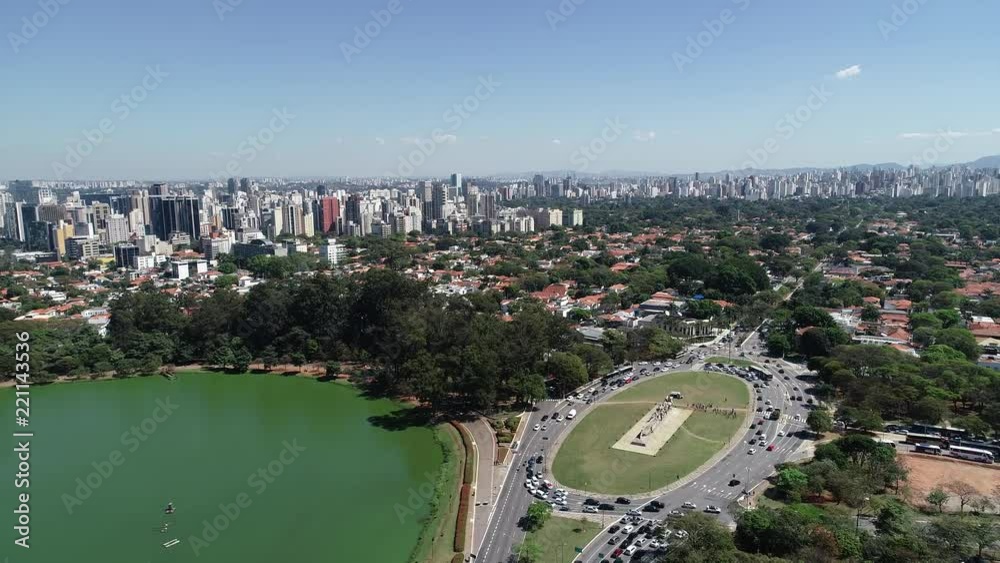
[1,372,445,562]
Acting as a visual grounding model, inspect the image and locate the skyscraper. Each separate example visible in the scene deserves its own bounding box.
[149,195,201,241]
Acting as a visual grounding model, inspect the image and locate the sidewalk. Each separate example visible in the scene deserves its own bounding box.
[465,417,497,554]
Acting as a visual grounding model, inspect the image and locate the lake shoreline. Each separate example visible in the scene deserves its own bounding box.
[2,366,466,562]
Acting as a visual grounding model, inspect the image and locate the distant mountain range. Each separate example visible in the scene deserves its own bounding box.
[493,154,1000,180]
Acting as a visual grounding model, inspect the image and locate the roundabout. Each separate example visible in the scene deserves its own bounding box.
[551,370,751,495]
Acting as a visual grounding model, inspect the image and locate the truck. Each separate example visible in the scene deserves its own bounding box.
[566,409,577,420]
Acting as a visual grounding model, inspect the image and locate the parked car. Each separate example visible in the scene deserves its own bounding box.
[616,497,632,505]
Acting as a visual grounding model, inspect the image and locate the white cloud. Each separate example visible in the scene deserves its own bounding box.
[335,137,344,144]
[834,64,862,80]
[551,139,562,145]
[439,133,458,144]
[632,129,657,142]
[375,137,385,145]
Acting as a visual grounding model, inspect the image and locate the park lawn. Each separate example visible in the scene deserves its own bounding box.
[608,371,749,407]
[525,515,603,563]
[553,373,749,495]
[706,356,757,368]
[409,424,464,563]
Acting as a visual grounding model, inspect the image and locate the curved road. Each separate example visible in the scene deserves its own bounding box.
[475,331,817,563]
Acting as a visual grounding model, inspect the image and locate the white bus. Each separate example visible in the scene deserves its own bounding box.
[566,409,577,420]
[949,445,995,464]
[913,443,942,455]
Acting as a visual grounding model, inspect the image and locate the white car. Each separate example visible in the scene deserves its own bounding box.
[533,424,540,431]
[584,506,598,513]
[674,530,689,539]
[681,502,696,509]
[794,414,801,421]
[541,425,548,431]
[622,525,634,534]
[705,505,722,514]
[748,449,756,455]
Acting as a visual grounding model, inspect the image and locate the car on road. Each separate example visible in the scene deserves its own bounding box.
[778,369,785,374]
[627,508,641,516]
[616,497,631,504]
[650,500,665,509]
[755,429,764,435]
[705,505,722,514]
[681,501,697,509]
[584,498,599,506]
[622,525,634,534]
[794,413,801,421]
[598,503,616,511]
[728,479,741,487]
[747,448,756,455]
[607,535,620,545]
[611,547,623,558]
[777,430,785,436]
[642,504,659,512]
[767,444,776,451]
[536,454,544,464]
[533,424,540,431]
[608,525,620,533]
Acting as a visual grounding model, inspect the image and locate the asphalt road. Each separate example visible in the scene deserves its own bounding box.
[475,330,818,563]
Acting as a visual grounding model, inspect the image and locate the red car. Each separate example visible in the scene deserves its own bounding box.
[612,547,624,557]
[766,444,775,451]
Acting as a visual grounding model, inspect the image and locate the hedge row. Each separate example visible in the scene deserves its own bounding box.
[451,554,463,563]
[454,483,472,553]
[451,421,476,485]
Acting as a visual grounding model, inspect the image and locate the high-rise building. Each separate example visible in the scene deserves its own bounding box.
[149,195,201,242]
[432,185,448,220]
[315,196,340,233]
[105,214,130,244]
[319,238,346,265]
[114,244,140,269]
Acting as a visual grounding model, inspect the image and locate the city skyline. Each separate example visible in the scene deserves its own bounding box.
[4,0,1000,179]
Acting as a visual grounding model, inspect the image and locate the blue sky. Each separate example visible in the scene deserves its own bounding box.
[2,0,999,179]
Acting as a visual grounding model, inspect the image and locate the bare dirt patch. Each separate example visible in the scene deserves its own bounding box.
[900,452,1000,510]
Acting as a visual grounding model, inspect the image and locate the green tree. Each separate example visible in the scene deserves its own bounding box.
[545,352,588,398]
[861,304,882,322]
[935,328,980,361]
[520,501,551,532]
[807,409,833,436]
[925,487,949,513]
[766,332,793,357]
[775,467,809,501]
